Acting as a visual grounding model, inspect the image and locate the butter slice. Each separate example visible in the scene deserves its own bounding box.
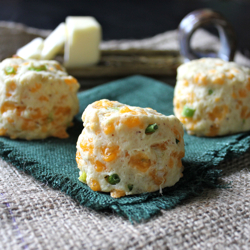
[64,16,101,68]
[16,38,44,59]
[41,23,66,60]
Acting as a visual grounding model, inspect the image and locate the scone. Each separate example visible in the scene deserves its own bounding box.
[174,58,250,136]
[0,57,80,140]
[76,99,185,198]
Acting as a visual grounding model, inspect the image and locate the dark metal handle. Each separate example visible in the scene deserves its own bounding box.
[178,9,237,62]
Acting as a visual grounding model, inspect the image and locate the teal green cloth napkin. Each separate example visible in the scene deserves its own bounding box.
[1,75,250,222]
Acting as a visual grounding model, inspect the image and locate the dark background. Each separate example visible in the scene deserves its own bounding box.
[1,0,250,58]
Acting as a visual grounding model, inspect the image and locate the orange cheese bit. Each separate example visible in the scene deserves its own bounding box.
[110,189,126,198]
[0,128,7,136]
[174,98,181,109]
[246,78,250,91]
[9,82,17,91]
[53,127,69,139]
[175,102,180,110]
[125,151,130,158]
[129,152,151,172]
[119,106,138,115]
[151,141,168,151]
[1,102,25,116]
[215,63,223,66]
[92,100,116,109]
[64,77,78,90]
[149,168,168,186]
[1,102,16,113]
[121,116,144,129]
[231,92,237,99]
[55,64,63,71]
[178,151,185,159]
[208,69,217,74]
[76,150,82,165]
[103,122,115,135]
[16,106,26,116]
[60,95,67,101]
[95,129,101,135]
[215,97,221,102]
[39,95,49,102]
[80,138,94,155]
[101,145,120,162]
[168,157,174,168]
[55,106,71,116]
[94,160,106,172]
[212,74,225,85]
[171,127,181,141]
[7,117,14,123]
[30,83,42,93]
[183,80,189,87]
[239,89,248,98]
[30,108,45,120]
[208,105,229,122]
[227,73,235,79]
[89,178,101,192]
[194,73,207,86]
[21,119,36,131]
[179,117,187,125]
[241,106,248,119]
[232,68,239,73]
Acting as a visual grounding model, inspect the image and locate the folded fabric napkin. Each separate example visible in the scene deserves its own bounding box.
[1,75,250,223]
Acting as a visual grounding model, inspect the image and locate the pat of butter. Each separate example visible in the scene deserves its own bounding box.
[41,23,66,60]
[16,37,44,59]
[64,16,101,68]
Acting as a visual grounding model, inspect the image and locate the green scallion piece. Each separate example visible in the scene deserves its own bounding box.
[106,174,120,185]
[145,123,158,134]
[128,184,133,191]
[47,112,54,122]
[182,105,195,118]
[107,107,120,111]
[5,66,16,75]
[79,171,87,183]
[208,89,213,95]
[28,65,47,71]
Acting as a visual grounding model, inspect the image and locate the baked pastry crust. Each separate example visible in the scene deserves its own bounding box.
[0,57,80,140]
[76,99,185,198]
[174,58,250,136]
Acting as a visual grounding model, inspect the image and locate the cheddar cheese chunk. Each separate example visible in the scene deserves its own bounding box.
[16,38,44,59]
[64,16,101,68]
[76,99,185,198]
[0,57,80,140]
[174,58,250,136]
[41,23,66,60]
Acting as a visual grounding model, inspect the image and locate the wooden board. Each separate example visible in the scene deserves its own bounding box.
[61,49,183,78]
